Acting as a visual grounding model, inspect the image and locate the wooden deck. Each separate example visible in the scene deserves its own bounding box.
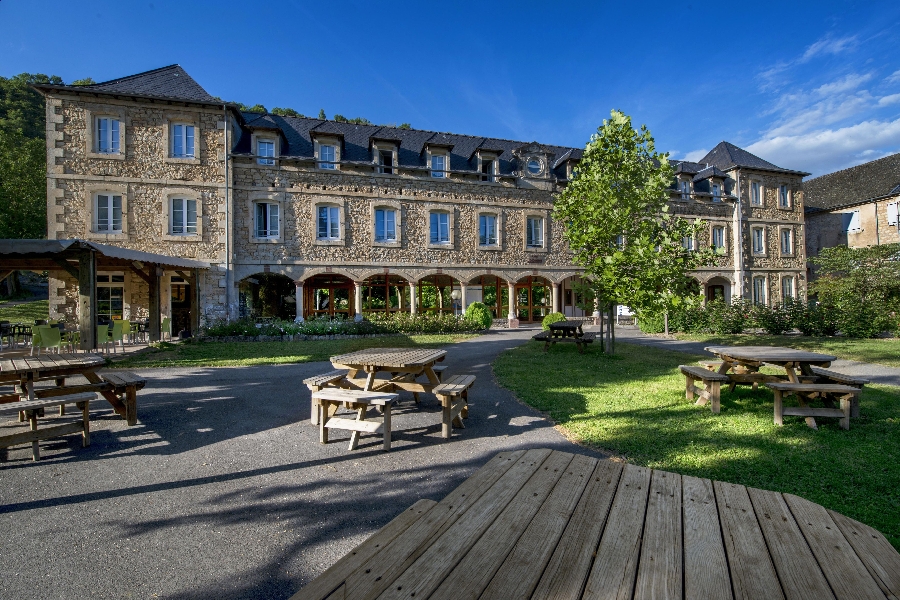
[291,448,900,600]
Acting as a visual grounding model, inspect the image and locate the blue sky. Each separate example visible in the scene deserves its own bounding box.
[3,0,900,177]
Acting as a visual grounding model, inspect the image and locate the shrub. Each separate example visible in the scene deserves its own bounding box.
[706,299,750,335]
[751,302,793,335]
[785,299,838,337]
[465,302,493,330]
[541,312,566,330]
[366,311,477,334]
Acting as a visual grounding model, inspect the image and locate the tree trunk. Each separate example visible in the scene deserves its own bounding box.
[610,302,616,355]
[598,306,605,353]
[664,310,669,336]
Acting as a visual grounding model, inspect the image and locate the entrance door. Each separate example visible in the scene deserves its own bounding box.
[171,277,191,334]
[515,277,549,322]
[707,285,726,303]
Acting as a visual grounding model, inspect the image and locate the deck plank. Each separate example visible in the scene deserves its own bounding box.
[369,448,553,600]
[479,453,598,600]
[783,493,886,600]
[747,487,835,600]
[530,459,624,600]
[682,475,733,600]
[426,451,577,600]
[635,470,682,600]
[827,509,900,599]
[288,500,436,600]
[714,480,785,599]
[582,463,652,600]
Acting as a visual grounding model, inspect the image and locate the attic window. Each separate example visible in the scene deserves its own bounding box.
[526,159,542,175]
[480,156,496,182]
[431,155,446,178]
[712,183,721,202]
[319,144,336,169]
[257,139,275,165]
[379,149,393,175]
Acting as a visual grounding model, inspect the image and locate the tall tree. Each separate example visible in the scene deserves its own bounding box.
[554,110,710,349]
[0,73,62,138]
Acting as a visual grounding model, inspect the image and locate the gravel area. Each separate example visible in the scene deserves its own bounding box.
[0,328,605,600]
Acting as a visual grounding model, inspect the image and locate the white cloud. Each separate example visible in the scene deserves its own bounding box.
[813,72,873,96]
[878,93,900,106]
[746,117,900,176]
[801,35,858,62]
[887,69,900,84]
[681,149,709,162]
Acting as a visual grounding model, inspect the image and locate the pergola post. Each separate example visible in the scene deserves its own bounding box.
[459,283,468,314]
[551,282,560,313]
[148,267,162,342]
[294,281,304,322]
[190,268,201,335]
[507,282,518,328]
[77,250,96,350]
[409,284,417,315]
[354,281,363,322]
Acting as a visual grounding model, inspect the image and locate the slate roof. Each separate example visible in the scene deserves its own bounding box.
[33,64,220,104]
[692,166,731,182]
[700,141,810,175]
[234,112,583,178]
[803,152,900,211]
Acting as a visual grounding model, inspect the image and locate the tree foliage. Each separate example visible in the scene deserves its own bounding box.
[554,110,711,323]
[271,107,304,117]
[0,73,62,138]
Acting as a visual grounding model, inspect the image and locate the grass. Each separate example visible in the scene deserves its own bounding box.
[0,299,49,324]
[110,333,480,368]
[673,332,900,368]
[494,340,900,550]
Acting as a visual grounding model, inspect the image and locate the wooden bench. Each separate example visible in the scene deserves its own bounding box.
[0,392,96,461]
[680,365,731,414]
[98,371,145,426]
[765,382,861,430]
[432,365,448,382]
[433,374,475,438]
[312,389,398,451]
[533,331,597,354]
[698,360,723,371]
[810,367,868,417]
[303,370,349,425]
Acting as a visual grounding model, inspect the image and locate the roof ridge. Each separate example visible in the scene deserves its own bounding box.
[85,64,183,88]
[804,152,900,183]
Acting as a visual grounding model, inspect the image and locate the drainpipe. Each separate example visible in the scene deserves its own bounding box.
[733,173,745,300]
[223,104,233,321]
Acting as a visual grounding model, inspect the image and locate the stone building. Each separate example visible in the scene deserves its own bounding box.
[33,65,810,331]
[803,153,900,277]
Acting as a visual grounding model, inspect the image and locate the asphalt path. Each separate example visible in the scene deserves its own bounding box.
[0,328,606,600]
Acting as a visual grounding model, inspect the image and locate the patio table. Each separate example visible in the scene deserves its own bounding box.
[330,347,447,394]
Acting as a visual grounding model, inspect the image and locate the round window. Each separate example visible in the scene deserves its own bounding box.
[526,159,542,175]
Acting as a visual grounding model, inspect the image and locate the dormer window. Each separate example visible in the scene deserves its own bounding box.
[257,139,275,165]
[680,180,690,200]
[318,144,336,169]
[712,183,721,202]
[431,154,446,178]
[379,149,393,175]
[481,159,495,182]
[478,152,498,182]
[526,158,542,175]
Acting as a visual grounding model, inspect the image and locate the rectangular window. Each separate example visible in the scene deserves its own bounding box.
[682,236,694,251]
[680,181,690,200]
[615,234,625,249]
[843,210,861,232]
[751,181,762,206]
[96,118,120,153]
[481,158,495,182]
[255,202,279,238]
[96,275,125,322]
[888,201,899,226]
[95,194,123,232]
[374,208,396,242]
[429,212,450,244]
[379,149,393,175]
[712,183,721,202]
[780,228,793,255]
[172,124,195,158]
[526,217,544,248]
[752,227,765,254]
[171,198,197,235]
[431,154,446,178]
[781,277,794,300]
[318,144,336,169]
[712,226,725,250]
[779,184,790,208]
[479,214,498,246]
[317,205,340,239]
[753,277,767,305]
[258,140,275,165]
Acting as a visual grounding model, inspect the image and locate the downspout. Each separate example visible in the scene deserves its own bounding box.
[223,104,232,321]
[733,173,745,300]
[875,200,881,245]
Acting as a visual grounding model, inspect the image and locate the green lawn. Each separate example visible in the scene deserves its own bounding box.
[674,332,900,367]
[110,333,479,368]
[0,299,49,324]
[494,340,900,550]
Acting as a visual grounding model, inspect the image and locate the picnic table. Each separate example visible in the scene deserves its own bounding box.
[533,320,596,353]
[330,348,447,394]
[290,448,900,600]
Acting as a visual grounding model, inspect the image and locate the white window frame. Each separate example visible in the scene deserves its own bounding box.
[711,225,726,250]
[257,139,276,166]
[374,208,397,242]
[682,235,694,251]
[319,144,337,170]
[479,213,499,247]
[778,184,791,208]
[171,123,196,158]
[429,211,451,245]
[255,202,280,239]
[887,201,899,226]
[781,276,795,301]
[752,276,767,305]
[96,272,126,322]
[712,183,722,202]
[431,154,447,178]
[316,205,341,241]
[94,193,123,233]
[680,180,690,201]
[170,197,198,235]
[525,216,545,249]
[377,148,394,175]
[479,152,498,183]
[779,227,794,256]
[95,117,121,154]
[750,181,763,206]
[751,226,766,255]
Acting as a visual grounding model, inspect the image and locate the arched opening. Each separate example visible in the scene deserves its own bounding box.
[515,276,550,322]
[417,274,457,314]
[239,273,296,321]
[467,275,509,319]
[361,274,410,314]
[705,276,731,304]
[304,274,354,319]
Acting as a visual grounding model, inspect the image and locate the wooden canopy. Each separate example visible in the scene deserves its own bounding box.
[0,239,209,348]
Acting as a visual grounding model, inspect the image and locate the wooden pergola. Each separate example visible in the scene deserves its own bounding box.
[0,239,209,349]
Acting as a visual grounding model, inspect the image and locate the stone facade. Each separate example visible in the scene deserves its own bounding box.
[36,67,811,327]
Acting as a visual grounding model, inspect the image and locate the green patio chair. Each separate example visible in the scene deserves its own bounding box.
[161,317,172,341]
[96,324,112,354]
[31,325,63,355]
[121,319,132,344]
[110,321,125,353]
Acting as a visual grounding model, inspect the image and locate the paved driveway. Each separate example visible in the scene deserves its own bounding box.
[0,329,605,600]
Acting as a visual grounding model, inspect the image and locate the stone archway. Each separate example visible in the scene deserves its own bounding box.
[514,276,551,323]
[303,273,355,319]
[360,274,410,315]
[466,274,510,319]
[705,276,731,303]
[238,272,296,320]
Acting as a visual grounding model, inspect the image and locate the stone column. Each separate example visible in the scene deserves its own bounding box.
[507,282,518,328]
[593,298,601,326]
[410,284,417,315]
[459,283,468,314]
[354,282,363,321]
[551,282,559,313]
[294,281,304,322]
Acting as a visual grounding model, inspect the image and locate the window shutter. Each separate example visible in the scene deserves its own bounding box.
[888,202,898,226]
[848,210,861,232]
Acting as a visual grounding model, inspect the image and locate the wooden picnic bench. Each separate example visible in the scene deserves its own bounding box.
[304,370,350,425]
[288,448,900,600]
[767,382,861,430]
[809,366,868,417]
[313,389,399,451]
[532,330,596,354]
[680,365,730,413]
[0,392,95,461]
[432,374,474,438]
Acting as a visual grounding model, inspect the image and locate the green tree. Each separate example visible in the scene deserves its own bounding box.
[398,123,411,130]
[554,110,710,349]
[271,107,304,117]
[237,103,267,113]
[0,73,62,138]
[0,129,46,238]
[70,77,96,86]
[318,109,326,119]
